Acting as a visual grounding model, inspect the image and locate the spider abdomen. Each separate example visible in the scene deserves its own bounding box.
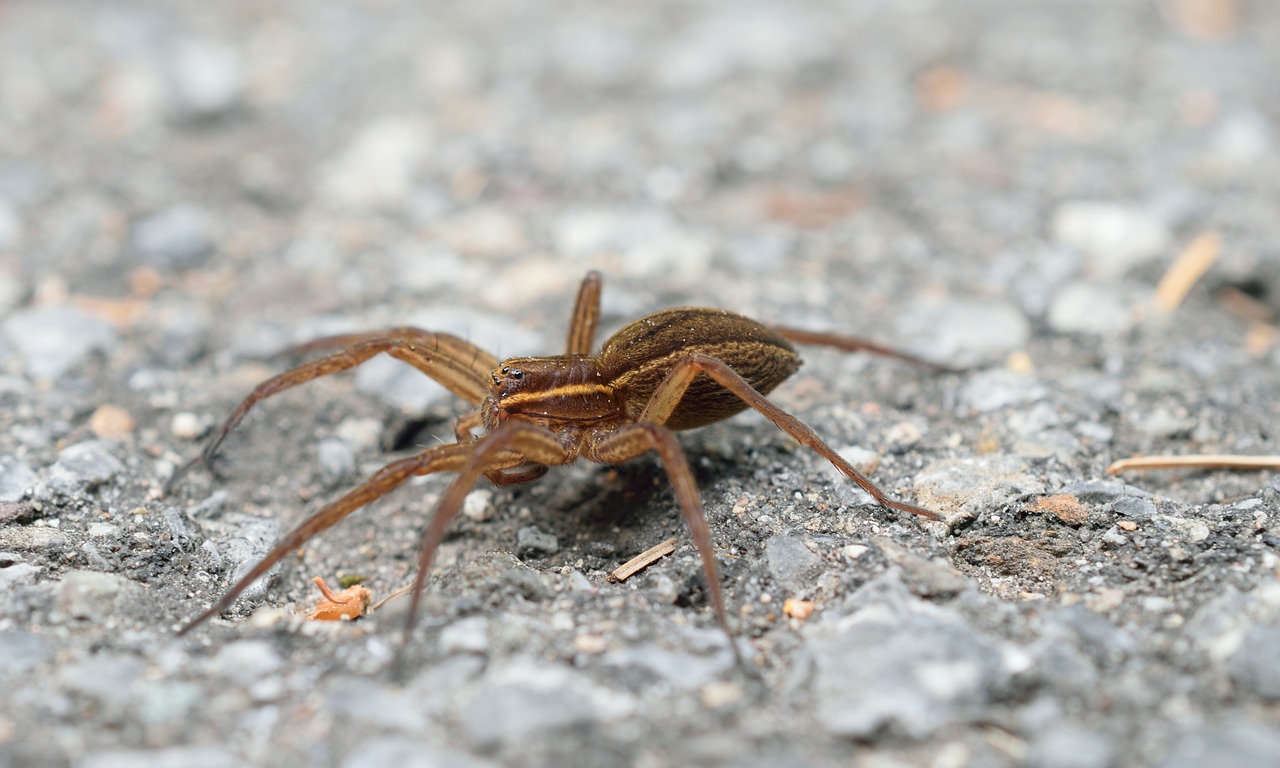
[600,307,802,430]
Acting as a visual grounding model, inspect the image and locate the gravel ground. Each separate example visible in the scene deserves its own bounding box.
[2,1,1280,766]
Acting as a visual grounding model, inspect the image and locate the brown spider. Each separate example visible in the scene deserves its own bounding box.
[170,271,944,660]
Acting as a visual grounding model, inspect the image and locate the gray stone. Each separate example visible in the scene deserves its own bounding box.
[0,200,20,252]
[1059,481,1152,505]
[57,655,145,719]
[516,525,559,558]
[208,513,284,601]
[439,616,490,655]
[317,117,430,210]
[48,440,125,493]
[131,204,213,268]
[317,437,357,488]
[958,368,1047,413]
[874,537,969,598]
[341,737,500,768]
[1111,496,1157,521]
[913,454,1045,521]
[1158,723,1280,768]
[56,570,143,622]
[132,680,203,730]
[170,40,244,118]
[0,630,53,676]
[602,641,731,690]
[1226,626,1280,699]
[1026,724,1116,768]
[355,355,451,412]
[456,661,633,749]
[1046,281,1142,335]
[1051,202,1170,277]
[765,533,826,593]
[0,525,72,551]
[806,607,1015,739]
[3,305,118,381]
[897,298,1031,366]
[0,555,39,591]
[206,640,282,686]
[324,676,430,732]
[0,458,37,502]
[1206,110,1273,168]
[77,746,249,768]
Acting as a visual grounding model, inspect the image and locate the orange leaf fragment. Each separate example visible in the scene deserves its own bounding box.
[307,576,373,621]
[783,598,815,621]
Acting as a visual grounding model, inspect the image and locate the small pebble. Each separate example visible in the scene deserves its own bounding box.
[440,616,490,655]
[131,204,214,269]
[316,437,356,488]
[456,662,633,749]
[1206,110,1273,168]
[169,411,206,440]
[55,570,142,622]
[170,39,243,118]
[48,440,126,494]
[914,454,1046,520]
[78,746,246,768]
[89,404,135,441]
[516,526,559,558]
[806,579,1016,739]
[462,489,496,522]
[1051,201,1170,277]
[1026,724,1116,768]
[0,201,20,252]
[897,298,1031,366]
[1046,281,1139,335]
[765,534,826,593]
[3,305,118,381]
[318,116,429,210]
[206,640,283,686]
[342,737,500,768]
[958,368,1046,413]
[355,356,450,412]
[1158,723,1280,768]
[0,459,37,502]
[335,416,384,452]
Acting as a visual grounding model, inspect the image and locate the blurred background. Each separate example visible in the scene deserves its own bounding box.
[1,0,1275,390]
[1,2,1279,766]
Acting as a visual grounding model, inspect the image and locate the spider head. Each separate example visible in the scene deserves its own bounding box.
[488,356,619,424]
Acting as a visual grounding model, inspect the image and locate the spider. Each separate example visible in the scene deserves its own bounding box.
[170,271,945,660]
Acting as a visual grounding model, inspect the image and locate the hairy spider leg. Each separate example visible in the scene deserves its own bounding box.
[566,271,603,356]
[772,327,959,373]
[587,422,744,666]
[176,440,521,634]
[395,421,574,668]
[165,331,496,494]
[637,352,940,521]
[285,327,499,379]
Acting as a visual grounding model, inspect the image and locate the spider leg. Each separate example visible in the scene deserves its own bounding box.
[637,352,940,520]
[452,412,550,485]
[287,327,500,379]
[177,440,525,635]
[772,326,958,372]
[166,331,496,494]
[565,271,603,355]
[397,422,572,659]
[587,422,743,667]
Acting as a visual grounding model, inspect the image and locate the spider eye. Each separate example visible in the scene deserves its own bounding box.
[511,369,523,379]
[500,366,509,374]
